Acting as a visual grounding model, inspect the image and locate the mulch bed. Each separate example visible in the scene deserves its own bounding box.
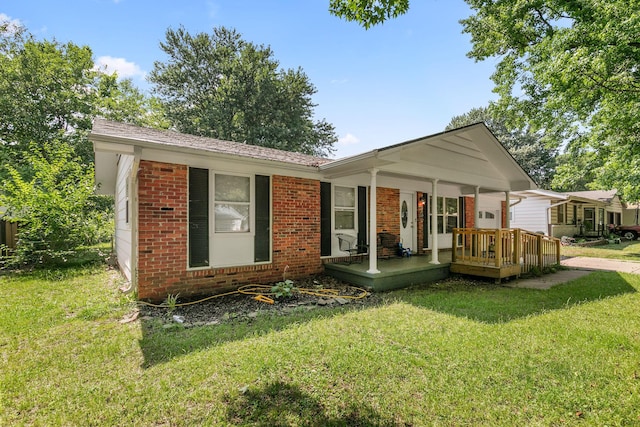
[136,275,381,327]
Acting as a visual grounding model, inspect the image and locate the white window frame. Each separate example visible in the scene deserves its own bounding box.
[213,173,252,234]
[429,196,459,234]
[334,185,356,231]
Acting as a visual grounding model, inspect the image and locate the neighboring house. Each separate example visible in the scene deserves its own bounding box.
[622,203,640,225]
[91,119,536,301]
[564,190,623,229]
[510,189,622,238]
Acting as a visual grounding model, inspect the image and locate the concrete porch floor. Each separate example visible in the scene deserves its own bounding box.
[323,252,452,291]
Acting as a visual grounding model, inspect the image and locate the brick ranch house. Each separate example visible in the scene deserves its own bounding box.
[91,119,536,301]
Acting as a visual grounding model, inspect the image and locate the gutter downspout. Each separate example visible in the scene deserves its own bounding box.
[546,200,570,237]
[474,186,480,228]
[505,191,511,229]
[507,196,524,229]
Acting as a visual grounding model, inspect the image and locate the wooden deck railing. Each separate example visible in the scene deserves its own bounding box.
[452,228,561,275]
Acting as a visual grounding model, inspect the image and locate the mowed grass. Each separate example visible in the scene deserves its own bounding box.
[2,265,640,425]
[561,239,640,261]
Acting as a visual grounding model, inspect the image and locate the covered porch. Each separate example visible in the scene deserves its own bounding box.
[319,123,538,288]
[324,228,562,290]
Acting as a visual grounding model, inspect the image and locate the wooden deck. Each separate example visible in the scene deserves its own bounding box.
[451,228,561,282]
[324,228,561,290]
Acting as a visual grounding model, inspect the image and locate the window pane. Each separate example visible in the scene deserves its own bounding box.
[335,210,355,230]
[215,174,249,202]
[215,204,249,232]
[437,216,444,234]
[446,216,458,233]
[557,206,563,223]
[446,198,457,214]
[437,197,443,215]
[485,211,495,219]
[335,186,355,207]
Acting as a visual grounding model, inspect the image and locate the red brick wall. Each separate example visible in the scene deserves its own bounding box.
[375,187,400,258]
[271,175,323,280]
[501,200,507,228]
[417,192,426,253]
[136,160,323,302]
[464,196,475,228]
[137,161,189,301]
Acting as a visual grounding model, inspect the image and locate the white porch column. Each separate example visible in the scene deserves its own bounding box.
[505,191,511,229]
[430,178,440,264]
[367,168,380,274]
[474,186,480,228]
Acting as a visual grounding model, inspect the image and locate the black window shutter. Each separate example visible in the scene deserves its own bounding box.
[320,182,332,256]
[189,168,209,267]
[459,196,466,228]
[254,175,271,262]
[357,186,367,253]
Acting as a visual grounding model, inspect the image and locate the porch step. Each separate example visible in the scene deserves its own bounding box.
[324,258,450,291]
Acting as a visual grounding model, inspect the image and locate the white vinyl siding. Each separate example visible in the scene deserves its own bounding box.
[114,154,134,281]
[509,195,550,234]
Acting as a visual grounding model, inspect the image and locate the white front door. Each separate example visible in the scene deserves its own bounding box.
[400,192,416,251]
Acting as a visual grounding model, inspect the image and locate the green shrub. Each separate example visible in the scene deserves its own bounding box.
[271,279,298,299]
[1,142,113,267]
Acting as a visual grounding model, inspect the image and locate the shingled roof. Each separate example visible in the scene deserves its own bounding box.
[564,190,618,203]
[90,118,332,168]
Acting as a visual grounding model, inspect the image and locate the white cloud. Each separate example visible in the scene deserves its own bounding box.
[338,133,360,146]
[0,13,23,34]
[95,56,146,79]
[330,78,348,85]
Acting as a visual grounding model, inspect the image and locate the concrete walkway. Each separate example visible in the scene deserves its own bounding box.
[506,257,640,290]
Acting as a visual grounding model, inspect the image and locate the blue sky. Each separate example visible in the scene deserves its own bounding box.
[2,1,497,158]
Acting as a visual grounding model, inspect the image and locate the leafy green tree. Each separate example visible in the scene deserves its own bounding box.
[0,20,160,265]
[0,24,98,172]
[96,74,170,129]
[1,20,166,175]
[329,0,640,200]
[461,0,640,199]
[149,26,337,157]
[446,107,557,188]
[551,148,599,193]
[329,0,409,29]
[0,142,112,266]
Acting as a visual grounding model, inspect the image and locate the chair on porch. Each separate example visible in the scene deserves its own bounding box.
[336,233,366,264]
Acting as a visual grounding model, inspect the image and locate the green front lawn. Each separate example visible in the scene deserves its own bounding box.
[561,239,640,261]
[2,265,639,425]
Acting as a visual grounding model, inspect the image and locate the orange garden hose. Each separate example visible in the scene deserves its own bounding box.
[137,284,370,309]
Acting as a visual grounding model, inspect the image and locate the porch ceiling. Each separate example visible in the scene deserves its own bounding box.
[320,123,537,192]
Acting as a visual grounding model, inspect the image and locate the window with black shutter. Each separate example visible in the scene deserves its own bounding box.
[189,168,209,267]
[320,182,331,256]
[254,175,270,262]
